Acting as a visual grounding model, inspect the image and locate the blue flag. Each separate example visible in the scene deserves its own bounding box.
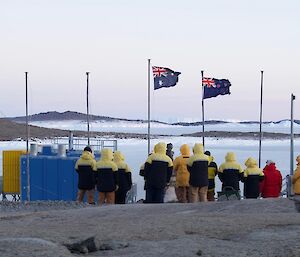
[152,66,181,90]
[202,77,231,99]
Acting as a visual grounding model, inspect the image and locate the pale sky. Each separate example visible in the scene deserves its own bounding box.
[1,0,299,122]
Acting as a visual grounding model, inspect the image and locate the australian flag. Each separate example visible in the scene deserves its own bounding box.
[202,77,231,99]
[152,66,181,90]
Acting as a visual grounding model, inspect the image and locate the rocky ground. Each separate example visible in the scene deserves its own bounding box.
[0,198,299,257]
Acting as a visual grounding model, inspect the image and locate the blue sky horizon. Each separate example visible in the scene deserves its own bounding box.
[1,0,299,122]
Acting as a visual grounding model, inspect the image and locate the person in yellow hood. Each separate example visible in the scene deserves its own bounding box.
[187,143,210,202]
[204,151,218,201]
[96,148,118,205]
[218,152,243,192]
[144,142,173,203]
[173,144,190,203]
[292,155,300,195]
[75,146,97,204]
[113,151,132,204]
[242,157,264,199]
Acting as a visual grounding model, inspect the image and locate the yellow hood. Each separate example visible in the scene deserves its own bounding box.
[100,148,113,161]
[81,151,94,160]
[245,157,258,168]
[154,142,167,154]
[297,155,300,164]
[180,144,190,156]
[113,151,125,162]
[225,152,236,162]
[193,143,203,154]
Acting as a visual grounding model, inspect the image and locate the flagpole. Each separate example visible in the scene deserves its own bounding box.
[290,93,296,175]
[86,72,90,146]
[258,70,264,168]
[25,72,30,201]
[147,59,151,154]
[201,70,205,147]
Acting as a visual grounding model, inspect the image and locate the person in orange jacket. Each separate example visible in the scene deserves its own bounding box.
[292,155,300,196]
[173,144,191,203]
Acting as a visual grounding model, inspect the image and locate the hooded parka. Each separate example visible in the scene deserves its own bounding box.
[261,162,282,198]
[75,150,97,190]
[187,143,209,187]
[173,144,190,187]
[144,142,173,189]
[292,155,300,195]
[242,157,264,198]
[96,149,118,192]
[114,151,132,192]
[218,152,243,191]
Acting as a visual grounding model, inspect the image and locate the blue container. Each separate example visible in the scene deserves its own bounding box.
[20,145,101,202]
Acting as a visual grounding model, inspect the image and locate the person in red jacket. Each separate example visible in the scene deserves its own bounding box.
[260,160,282,198]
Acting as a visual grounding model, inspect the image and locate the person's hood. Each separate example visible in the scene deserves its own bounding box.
[225,152,236,162]
[193,143,203,155]
[265,162,276,172]
[180,144,190,156]
[100,148,113,161]
[113,151,124,162]
[167,143,173,150]
[154,142,167,154]
[81,151,94,160]
[297,155,300,164]
[245,157,258,168]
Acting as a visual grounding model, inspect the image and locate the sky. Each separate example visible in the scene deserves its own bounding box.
[1,0,299,122]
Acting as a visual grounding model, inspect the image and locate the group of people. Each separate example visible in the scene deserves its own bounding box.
[140,142,286,203]
[75,143,300,205]
[75,146,132,205]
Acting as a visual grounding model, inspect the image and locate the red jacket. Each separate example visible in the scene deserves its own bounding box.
[260,163,282,198]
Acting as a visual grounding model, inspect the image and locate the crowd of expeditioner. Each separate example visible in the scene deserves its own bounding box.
[75,143,300,205]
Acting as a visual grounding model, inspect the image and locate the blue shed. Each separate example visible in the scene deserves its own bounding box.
[20,146,101,201]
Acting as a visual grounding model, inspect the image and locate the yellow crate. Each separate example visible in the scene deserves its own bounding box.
[3,150,26,194]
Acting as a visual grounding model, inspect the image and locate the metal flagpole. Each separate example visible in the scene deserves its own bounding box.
[86,72,90,146]
[201,70,205,147]
[258,70,264,168]
[147,59,151,154]
[25,72,30,201]
[290,93,296,175]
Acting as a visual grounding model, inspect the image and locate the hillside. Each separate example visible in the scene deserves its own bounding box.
[8,111,300,125]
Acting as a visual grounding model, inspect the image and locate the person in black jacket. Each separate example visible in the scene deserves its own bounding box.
[187,143,210,202]
[113,151,132,204]
[75,146,96,204]
[242,157,264,199]
[96,148,118,205]
[144,142,173,203]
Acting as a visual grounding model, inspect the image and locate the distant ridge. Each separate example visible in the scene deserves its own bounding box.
[6,111,300,126]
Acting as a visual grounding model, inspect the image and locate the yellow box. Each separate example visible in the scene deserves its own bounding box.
[3,150,26,194]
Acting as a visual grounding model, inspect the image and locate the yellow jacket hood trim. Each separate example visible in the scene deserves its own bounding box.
[146,142,173,167]
[96,148,118,172]
[101,148,113,161]
[296,155,300,164]
[75,151,96,171]
[244,157,258,168]
[219,152,243,173]
[225,152,236,162]
[180,144,190,156]
[154,142,167,154]
[193,143,204,154]
[113,151,131,172]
